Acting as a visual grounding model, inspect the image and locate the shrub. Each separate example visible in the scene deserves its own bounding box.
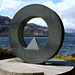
[71,53,75,57]
[0,48,16,60]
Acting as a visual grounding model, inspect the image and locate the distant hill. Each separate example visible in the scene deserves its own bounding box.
[26,23,48,29]
[65,28,75,33]
[0,15,75,37]
[23,24,48,37]
[0,15,11,25]
[0,15,48,36]
[0,15,11,36]
[65,28,75,37]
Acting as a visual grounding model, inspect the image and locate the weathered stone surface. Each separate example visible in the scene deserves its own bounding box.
[0,58,74,75]
[9,4,64,63]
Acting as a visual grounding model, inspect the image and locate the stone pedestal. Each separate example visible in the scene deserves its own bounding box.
[0,58,74,75]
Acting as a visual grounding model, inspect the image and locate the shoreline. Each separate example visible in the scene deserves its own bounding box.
[54,54,75,64]
[0,47,75,64]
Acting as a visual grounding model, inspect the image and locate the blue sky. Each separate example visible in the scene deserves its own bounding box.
[51,0,62,4]
[0,0,75,29]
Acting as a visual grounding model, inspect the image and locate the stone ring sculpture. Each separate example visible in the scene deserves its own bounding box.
[9,4,64,64]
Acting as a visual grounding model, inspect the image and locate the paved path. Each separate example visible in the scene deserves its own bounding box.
[0,58,74,75]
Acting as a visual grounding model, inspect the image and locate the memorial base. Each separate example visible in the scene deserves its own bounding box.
[0,58,74,75]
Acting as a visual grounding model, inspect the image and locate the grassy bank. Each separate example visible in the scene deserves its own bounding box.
[54,54,75,64]
[0,48,75,64]
[0,48,16,60]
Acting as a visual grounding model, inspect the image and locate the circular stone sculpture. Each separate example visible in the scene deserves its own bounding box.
[9,4,64,64]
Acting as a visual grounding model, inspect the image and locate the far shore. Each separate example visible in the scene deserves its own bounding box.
[0,36,48,37]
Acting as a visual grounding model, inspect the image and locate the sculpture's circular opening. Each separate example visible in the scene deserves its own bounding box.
[23,17,49,48]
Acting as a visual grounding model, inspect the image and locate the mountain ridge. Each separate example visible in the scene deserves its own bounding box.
[0,15,75,37]
[0,15,48,36]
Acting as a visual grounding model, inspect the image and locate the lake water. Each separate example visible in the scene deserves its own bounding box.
[0,37,75,56]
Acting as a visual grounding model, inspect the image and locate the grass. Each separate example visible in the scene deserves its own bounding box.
[54,54,75,64]
[0,47,75,64]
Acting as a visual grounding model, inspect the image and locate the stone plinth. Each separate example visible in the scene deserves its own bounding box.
[0,58,74,75]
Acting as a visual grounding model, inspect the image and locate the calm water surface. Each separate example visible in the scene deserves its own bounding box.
[0,37,75,55]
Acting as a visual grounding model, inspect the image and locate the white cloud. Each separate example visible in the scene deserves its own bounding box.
[0,0,75,29]
[43,1,56,10]
[0,0,3,9]
[59,0,75,29]
[42,0,75,29]
[0,0,21,10]
[62,18,75,29]
[6,1,20,8]
[28,18,47,27]
[61,5,75,20]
